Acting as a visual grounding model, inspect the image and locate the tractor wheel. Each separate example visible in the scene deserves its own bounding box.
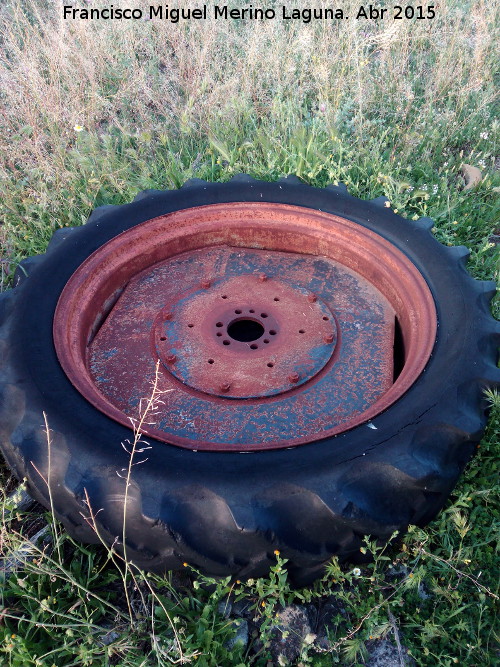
[0,176,498,583]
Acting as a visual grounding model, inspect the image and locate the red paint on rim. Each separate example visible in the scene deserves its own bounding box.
[54,202,437,451]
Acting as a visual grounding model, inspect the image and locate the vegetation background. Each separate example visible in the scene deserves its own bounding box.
[0,0,498,665]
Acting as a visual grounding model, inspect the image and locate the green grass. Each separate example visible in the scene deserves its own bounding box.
[0,0,499,664]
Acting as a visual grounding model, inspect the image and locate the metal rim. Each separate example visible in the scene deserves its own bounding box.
[54,202,437,451]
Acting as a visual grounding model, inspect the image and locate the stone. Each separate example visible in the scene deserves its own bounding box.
[365,638,416,666]
[225,618,249,651]
[267,604,312,665]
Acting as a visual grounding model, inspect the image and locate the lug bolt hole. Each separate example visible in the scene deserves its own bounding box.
[269,330,277,335]
[274,297,280,301]
[223,340,231,345]
[216,332,222,337]
[216,322,223,327]
[263,339,269,344]
[221,295,228,299]
[208,359,214,364]
[299,329,305,334]
[267,362,274,367]
[249,309,255,313]
[250,344,258,350]
[261,313,268,318]
[159,336,166,341]
[188,324,194,328]
[323,316,329,321]
[235,309,242,314]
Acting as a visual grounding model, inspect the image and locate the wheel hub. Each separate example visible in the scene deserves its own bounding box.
[154,272,337,398]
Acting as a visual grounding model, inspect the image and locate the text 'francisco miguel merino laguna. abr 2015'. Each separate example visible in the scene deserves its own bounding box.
[62,5,437,22]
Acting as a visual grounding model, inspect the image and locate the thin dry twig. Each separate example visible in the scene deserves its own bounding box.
[387,608,406,666]
[419,548,499,600]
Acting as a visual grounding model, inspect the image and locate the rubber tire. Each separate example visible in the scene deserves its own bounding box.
[1,176,499,585]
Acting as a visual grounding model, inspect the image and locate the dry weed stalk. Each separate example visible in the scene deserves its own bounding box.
[0,0,497,177]
[78,363,190,661]
[10,363,189,661]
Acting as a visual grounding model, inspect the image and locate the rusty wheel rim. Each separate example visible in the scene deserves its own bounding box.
[54,202,437,451]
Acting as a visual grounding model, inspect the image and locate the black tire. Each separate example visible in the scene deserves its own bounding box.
[1,176,498,584]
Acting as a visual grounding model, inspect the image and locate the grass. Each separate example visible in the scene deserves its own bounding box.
[0,0,499,664]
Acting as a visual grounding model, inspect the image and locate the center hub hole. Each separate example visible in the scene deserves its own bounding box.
[227,318,265,342]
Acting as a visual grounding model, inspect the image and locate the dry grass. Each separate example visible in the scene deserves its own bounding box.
[0,0,498,173]
[0,1,497,292]
[0,1,497,277]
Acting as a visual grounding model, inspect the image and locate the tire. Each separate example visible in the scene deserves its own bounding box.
[0,175,498,584]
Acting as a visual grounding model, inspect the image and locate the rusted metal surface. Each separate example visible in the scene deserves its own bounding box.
[54,203,437,451]
[87,244,392,439]
[153,266,338,399]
